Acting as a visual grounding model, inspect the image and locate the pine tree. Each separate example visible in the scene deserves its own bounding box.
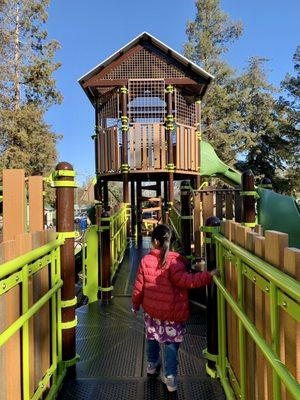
[279,46,300,193]
[184,0,246,165]
[0,0,62,176]
[236,57,297,192]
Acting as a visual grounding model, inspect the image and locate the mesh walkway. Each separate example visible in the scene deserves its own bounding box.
[58,238,225,400]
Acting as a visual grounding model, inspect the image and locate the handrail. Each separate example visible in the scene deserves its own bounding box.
[214,234,300,302]
[0,236,65,400]
[0,237,65,279]
[214,275,300,400]
[213,233,300,400]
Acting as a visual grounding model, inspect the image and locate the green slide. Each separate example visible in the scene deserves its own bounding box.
[257,188,300,249]
[199,140,300,248]
[200,141,241,186]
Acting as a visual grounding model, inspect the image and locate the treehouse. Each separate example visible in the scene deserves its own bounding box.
[79,32,213,231]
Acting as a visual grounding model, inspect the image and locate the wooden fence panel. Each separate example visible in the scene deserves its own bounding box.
[283,248,300,400]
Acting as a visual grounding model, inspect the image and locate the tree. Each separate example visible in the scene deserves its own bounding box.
[184,0,247,165]
[236,57,298,193]
[278,46,300,193]
[0,0,62,176]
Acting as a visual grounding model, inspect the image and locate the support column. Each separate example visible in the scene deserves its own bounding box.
[93,98,100,176]
[131,181,137,237]
[100,209,112,303]
[136,181,142,241]
[103,180,109,209]
[180,181,192,256]
[55,162,76,375]
[165,85,175,224]
[120,86,130,234]
[241,170,256,228]
[195,99,202,189]
[163,179,168,224]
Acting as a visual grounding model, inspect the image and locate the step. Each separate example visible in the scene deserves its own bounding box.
[142,207,161,213]
[142,218,159,225]
[141,197,161,202]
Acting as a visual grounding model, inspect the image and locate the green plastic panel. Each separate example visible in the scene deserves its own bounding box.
[257,188,300,249]
[200,141,242,187]
[83,226,99,303]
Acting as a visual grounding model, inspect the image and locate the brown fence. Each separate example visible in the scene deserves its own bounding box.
[219,220,300,400]
[97,126,120,174]
[0,169,54,400]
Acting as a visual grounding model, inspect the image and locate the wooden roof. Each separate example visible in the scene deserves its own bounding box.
[78,32,214,105]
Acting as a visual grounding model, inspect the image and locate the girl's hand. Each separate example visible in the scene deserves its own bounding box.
[210,269,220,278]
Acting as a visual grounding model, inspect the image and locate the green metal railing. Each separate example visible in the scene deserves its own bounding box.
[100,203,130,279]
[212,233,300,400]
[169,204,182,240]
[0,235,68,400]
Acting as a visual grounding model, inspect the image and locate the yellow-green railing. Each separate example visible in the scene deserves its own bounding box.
[101,203,130,280]
[169,204,182,240]
[0,235,67,400]
[212,233,300,400]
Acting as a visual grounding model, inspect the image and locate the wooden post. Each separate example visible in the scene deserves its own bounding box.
[163,179,168,224]
[136,181,142,240]
[103,180,109,208]
[93,98,100,176]
[195,99,201,189]
[193,192,201,258]
[165,85,174,223]
[100,209,111,302]
[241,170,256,227]
[55,162,76,375]
[131,181,136,237]
[234,186,242,222]
[205,216,220,374]
[180,181,192,256]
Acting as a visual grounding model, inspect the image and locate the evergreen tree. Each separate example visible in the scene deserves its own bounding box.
[236,57,297,193]
[279,46,300,193]
[0,0,62,176]
[184,0,247,165]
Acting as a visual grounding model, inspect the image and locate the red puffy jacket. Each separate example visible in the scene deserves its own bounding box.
[132,249,212,322]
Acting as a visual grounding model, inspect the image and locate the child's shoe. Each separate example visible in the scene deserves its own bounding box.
[147,359,161,375]
[160,372,177,392]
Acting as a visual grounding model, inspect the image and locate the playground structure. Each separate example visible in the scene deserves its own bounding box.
[0,32,299,400]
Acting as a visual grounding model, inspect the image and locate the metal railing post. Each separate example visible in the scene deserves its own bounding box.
[180,181,192,256]
[99,209,112,302]
[55,162,76,376]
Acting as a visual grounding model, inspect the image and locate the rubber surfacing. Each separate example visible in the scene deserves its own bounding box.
[58,238,225,400]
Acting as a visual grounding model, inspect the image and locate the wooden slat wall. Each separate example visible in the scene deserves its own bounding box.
[218,223,300,400]
[97,127,119,174]
[0,170,54,400]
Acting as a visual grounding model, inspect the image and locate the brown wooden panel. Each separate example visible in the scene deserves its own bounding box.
[161,126,166,169]
[153,124,160,169]
[184,127,188,170]
[283,247,300,400]
[202,188,215,224]
[190,128,195,171]
[216,191,223,219]
[28,176,44,233]
[2,170,24,400]
[135,125,141,169]
[234,188,242,222]
[265,231,288,400]
[142,125,147,169]
[254,235,267,400]
[115,128,121,170]
[180,126,184,170]
[225,192,234,220]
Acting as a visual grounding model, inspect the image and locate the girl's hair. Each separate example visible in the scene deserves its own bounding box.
[151,224,172,266]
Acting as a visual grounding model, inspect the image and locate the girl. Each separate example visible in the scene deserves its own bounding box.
[132,224,217,392]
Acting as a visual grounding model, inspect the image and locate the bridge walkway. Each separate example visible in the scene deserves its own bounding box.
[58,238,225,400]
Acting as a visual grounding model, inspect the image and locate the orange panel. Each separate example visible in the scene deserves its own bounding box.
[28,177,44,233]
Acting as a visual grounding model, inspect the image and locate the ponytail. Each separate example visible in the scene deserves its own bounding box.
[152,224,172,267]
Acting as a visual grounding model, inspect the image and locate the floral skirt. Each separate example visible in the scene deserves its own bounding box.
[143,312,186,343]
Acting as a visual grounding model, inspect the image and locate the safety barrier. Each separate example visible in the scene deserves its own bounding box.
[209,226,300,400]
[0,235,68,400]
[169,204,182,240]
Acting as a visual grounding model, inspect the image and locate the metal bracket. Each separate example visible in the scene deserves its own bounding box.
[61,296,77,308]
[240,191,260,199]
[201,226,220,234]
[99,286,114,292]
[52,181,78,188]
[62,354,80,368]
[243,222,256,228]
[57,231,76,240]
[60,316,78,330]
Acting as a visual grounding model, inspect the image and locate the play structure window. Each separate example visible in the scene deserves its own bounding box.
[128,79,166,123]
[175,89,196,127]
[99,90,119,128]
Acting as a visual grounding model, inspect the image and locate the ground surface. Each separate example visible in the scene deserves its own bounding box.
[58,238,225,400]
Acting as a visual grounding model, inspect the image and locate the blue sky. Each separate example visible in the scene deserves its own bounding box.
[45,0,300,183]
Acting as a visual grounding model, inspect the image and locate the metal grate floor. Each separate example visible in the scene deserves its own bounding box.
[58,238,225,400]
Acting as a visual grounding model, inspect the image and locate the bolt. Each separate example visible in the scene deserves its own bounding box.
[253,277,256,283]
[265,287,269,292]
[28,268,32,274]
[282,301,287,308]
[16,276,19,282]
[2,283,6,289]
